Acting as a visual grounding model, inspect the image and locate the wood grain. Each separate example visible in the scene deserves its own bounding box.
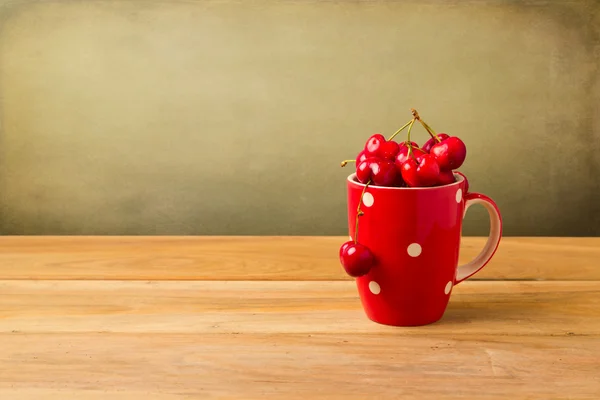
[0,280,598,335]
[0,236,598,281]
[0,280,599,399]
[1,333,598,399]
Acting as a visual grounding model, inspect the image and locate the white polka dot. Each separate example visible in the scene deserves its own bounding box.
[347,247,356,256]
[407,243,422,257]
[444,281,453,295]
[362,192,374,207]
[456,188,462,203]
[369,281,381,295]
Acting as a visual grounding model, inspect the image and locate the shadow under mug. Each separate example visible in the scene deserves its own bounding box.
[345,172,502,327]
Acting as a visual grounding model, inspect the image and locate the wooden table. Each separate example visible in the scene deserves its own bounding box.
[1,236,599,399]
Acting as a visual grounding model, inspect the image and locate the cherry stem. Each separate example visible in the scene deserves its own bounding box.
[420,119,442,142]
[406,119,418,162]
[411,108,442,142]
[401,140,425,152]
[354,180,371,244]
[387,119,414,141]
[340,160,355,167]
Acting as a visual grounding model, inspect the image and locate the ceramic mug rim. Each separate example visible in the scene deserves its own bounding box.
[347,172,464,191]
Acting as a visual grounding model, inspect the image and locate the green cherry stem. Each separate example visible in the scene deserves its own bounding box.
[387,119,414,141]
[402,140,426,153]
[420,119,442,142]
[354,180,371,244]
[410,108,442,142]
[340,160,355,167]
[406,119,418,162]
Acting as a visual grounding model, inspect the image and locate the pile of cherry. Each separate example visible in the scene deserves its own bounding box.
[339,109,468,278]
[342,109,466,187]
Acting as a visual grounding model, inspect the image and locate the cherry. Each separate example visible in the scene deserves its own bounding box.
[340,241,352,256]
[356,157,376,183]
[395,146,426,173]
[430,136,467,170]
[379,140,400,161]
[363,136,399,161]
[437,170,456,186]
[356,150,368,165]
[370,159,397,186]
[422,133,449,153]
[400,154,440,187]
[393,173,406,187]
[364,134,386,156]
[339,241,375,277]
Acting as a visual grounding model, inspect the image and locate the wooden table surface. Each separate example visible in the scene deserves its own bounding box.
[1,236,599,399]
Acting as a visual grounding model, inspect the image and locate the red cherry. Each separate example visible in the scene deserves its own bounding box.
[422,133,450,153]
[430,136,467,170]
[356,158,375,183]
[339,241,375,277]
[356,150,368,165]
[370,159,397,186]
[395,146,427,173]
[364,134,386,156]
[393,173,406,187]
[340,240,352,255]
[400,160,418,186]
[379,140,400,161]
[400,154,440,187]
[437,170,456,186]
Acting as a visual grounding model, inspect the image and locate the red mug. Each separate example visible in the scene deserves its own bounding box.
[345,172,502,326]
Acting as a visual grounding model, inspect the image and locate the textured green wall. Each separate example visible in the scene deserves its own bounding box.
[0,0,598,236]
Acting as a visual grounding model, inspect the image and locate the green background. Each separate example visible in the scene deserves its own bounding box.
[0,0,598,236]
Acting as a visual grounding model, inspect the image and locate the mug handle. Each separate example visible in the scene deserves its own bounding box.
[455,192,503,284]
